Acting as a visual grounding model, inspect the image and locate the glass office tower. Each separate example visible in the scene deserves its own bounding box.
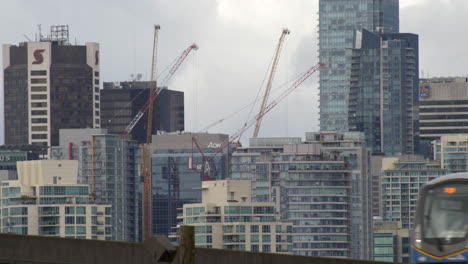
[347,29,419,155]
[318,0,399,132]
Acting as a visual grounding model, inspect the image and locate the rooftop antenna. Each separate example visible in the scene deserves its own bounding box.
[38,24,42,41]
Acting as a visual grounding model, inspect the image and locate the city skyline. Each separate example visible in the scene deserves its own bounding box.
[0,0,467,146]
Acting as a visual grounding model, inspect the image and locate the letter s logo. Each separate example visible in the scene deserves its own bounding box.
[32,49,45,64]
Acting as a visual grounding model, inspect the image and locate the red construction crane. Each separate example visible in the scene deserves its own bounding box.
[253,28,290,138]
[190,62,325,180]
[140,31,198,240]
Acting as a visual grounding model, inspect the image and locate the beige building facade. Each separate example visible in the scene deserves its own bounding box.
[0,160,111,240]
[176,180,292,253]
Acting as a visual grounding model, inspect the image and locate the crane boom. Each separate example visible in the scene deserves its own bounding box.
[253,28,290,138]
[123,43,199,135]
[190,62,325,179]
[161,43,199,87]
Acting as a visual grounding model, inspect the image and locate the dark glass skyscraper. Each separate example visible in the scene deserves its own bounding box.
[2,26,100,147]
[318,0,399,132]
[101,81,184,144]
[348,29,419,155]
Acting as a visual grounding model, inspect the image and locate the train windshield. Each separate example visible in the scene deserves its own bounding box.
[423,183,468,244]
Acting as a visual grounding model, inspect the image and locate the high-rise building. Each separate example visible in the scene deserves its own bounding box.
[173,180,293,253]
[318,0,399,132]
[230,132,372,259]
[150,132,231,237]
[50,128,142,242]
[433,134,468,173]
[348,29,419,155]
[418,77,468,155]
[101,82,184,143]
[2,25,100,147]
[0,160,112,240]
[380,155,447,229]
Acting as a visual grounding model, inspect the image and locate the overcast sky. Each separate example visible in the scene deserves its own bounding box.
[1,0,467,145]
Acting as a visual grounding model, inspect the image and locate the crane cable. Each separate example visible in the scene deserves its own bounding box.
[198,68,307,134]
[237,35,289,143]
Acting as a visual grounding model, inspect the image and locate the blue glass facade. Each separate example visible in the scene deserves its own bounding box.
[348,29,419,155]
[151,147,229,236]
[319,0,399,132]
[51,132,142,242]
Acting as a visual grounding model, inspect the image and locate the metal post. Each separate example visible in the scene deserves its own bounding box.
[178,226,195,264]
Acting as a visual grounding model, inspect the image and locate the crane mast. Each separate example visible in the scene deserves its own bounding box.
[253,28,290,138]
[143,24,160,241]
[146,24,161,144]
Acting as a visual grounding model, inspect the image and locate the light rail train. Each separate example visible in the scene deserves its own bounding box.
[412,173,468,263]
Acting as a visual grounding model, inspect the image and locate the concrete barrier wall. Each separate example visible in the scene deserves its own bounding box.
[0,234,397,264]
[0,234,151,264]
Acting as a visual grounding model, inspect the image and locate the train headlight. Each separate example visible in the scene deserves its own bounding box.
[413,225,422,248]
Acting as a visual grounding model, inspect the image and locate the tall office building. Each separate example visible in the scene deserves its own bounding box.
[230,132,372,259]
[318,0,399,132]
[101,82,184,143]
[348,29,419,155]
[0,160,112,240]
[51,129,142,242]
[150,132,231,237]
[418,77,468,155]
[174,180,293,253]
[2,25,100,147]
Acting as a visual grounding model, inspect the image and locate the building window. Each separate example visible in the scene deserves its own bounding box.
[31,70,47,76]
[76,216,86,224]
[251,244,259,252]
[65,216,75,224]
[222,225,233,233]
[76,207,86,215]
[262,235,271,243]
[32,134,47,140]
[262,225,270,233]
[31,78,47,84]
[31,118,47,124]
[31,126,47,132]
[94,71,99,77]
[262,245,271,253]
[250,225,259,233]
[65,226,75,234]
[31,86,47,92]
[31,102,47,108]
[251,235,259,243]
[31,110,47,115]
[31,94,47,100]
[76,226,86,234]
[236,225,245,233]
